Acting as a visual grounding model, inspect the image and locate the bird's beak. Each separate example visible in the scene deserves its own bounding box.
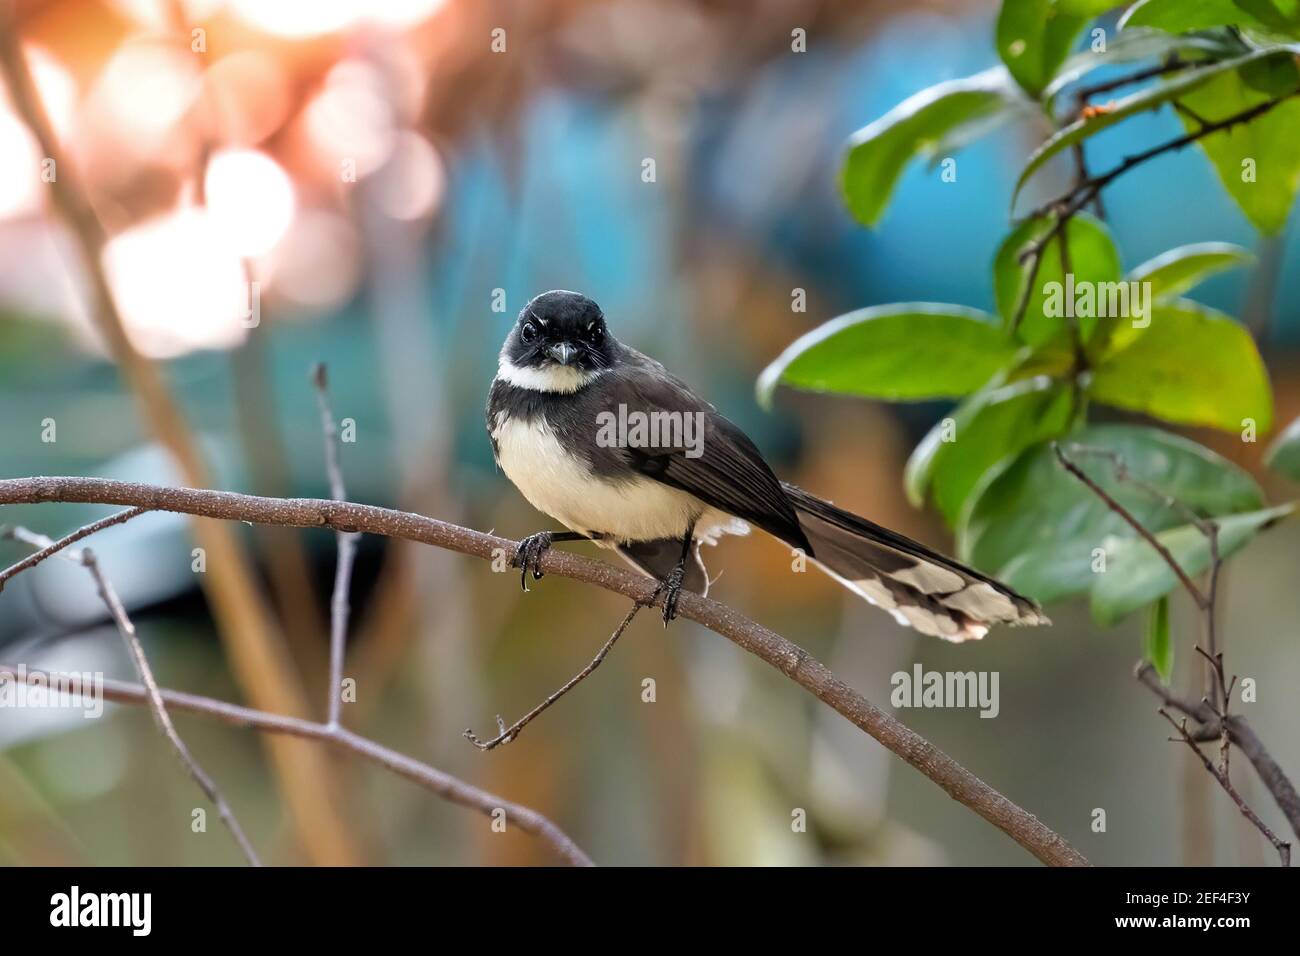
[547,342,576,365]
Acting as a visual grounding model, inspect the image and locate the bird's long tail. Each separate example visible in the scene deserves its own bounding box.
[780,482,1048,641]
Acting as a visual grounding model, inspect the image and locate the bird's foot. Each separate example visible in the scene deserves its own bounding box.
[512,531,553,592]
[653,562,687,626]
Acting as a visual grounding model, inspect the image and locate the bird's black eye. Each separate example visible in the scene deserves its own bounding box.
[520,322,538,344]
[586,323,604,345]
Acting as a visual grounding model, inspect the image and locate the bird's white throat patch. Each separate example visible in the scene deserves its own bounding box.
[496,358,602,394]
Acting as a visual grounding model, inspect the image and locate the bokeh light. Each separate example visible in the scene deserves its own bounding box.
[85,39,201,157]
[370,131,445,222]
[303,59,397,180]
[102,206,250,357]
[204,148,296,256]
[0,112,43,219]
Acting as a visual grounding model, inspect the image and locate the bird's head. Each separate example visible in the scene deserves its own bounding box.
[500,291,616,383]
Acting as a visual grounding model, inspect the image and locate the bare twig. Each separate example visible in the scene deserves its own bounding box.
[1137,663,1300,843]
[2,523,260,865]
[466,601,644,751]
[1135,662,1218,733]
[0,507,146,590]
[0,476,1088,866]
[1052,444,1207,607]
[1063,443,1232,732]
[0,662,593,866]
[1027,89,1300,225]
[1072,55,1194,104]
[81,548,263,866]
[1058,437,1297,862]
[312,364,360,730]
[1160,709,1290,866]
[1062,444,1211,532]
[1010,221,1054,335]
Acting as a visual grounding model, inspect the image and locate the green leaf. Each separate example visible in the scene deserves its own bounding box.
[1144,595,1173,681]
[1264,413,1300,480]
[842,67,1030,227]
[1085,243,1253,358]
[998,0,1091,97]
[755,305,1018,408]
[1046,26,1244,102]
[905,376,1076,525]
[1238,0,1300,36]
[1012,47,1287,206]
[994,541,1101,604]
[994,212,1123,346]
[1057,0,1124,14]
[1175,54,1300,234]
[1092,503,1294,623]
[1089,301,1273,431]
[1127,242,1255,300]
[1119,0,1295,34]
[959,424,1265,600]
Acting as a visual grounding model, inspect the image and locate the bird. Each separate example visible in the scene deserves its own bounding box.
[485,290,1048,641]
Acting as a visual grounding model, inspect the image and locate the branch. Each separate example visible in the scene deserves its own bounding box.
[1027,88,1300,225]
[1058,433,1299,861]
[0,507,145,590]
[1063,443,1231,716]
[1053,443,1207,607]
[312,364,360,729]
[1071,55,1194,104]
[465,601,644,751]
[0,662,593,866]
[1137,663,1300,843]
[1160,709,1290,866]
[3,524,260,865]
[0,476,1088,866]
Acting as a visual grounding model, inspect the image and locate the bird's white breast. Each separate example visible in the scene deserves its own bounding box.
[490,410,744,545]
[491,410,695,542]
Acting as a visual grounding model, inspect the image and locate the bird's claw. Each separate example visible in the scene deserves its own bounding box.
[513,531,553,592]
[655,563,686,625]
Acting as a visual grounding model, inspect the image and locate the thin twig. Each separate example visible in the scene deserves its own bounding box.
[1059,444,1300,856]
[1027,89,1300,224]
[1072,55,1193,104]
[466,601,644,751]
[1010,221,1054,335]
[0,662,594,866]
[1070,141,1106,220]
[1135,663,1219,733]
[0,476,1088,866]
[1052,444,1206,607]
[3,523,260,865]
[1062,444,1211,532]
[0,507,146,590]
[1064,443,1231,740]
[81,548,263,866]
[1160,709,1290,866]
[312,363,360,730]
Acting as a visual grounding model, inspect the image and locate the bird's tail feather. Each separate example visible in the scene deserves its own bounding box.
[780,482,1048,642]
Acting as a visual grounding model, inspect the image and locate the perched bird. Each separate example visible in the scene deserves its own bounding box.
[486,290,1048,640]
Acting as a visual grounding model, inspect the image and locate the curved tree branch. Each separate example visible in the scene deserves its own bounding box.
[0,663,593,867]
[0,476,1089,866]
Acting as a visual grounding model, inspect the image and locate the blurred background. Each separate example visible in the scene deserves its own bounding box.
[0,0,1298,866]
